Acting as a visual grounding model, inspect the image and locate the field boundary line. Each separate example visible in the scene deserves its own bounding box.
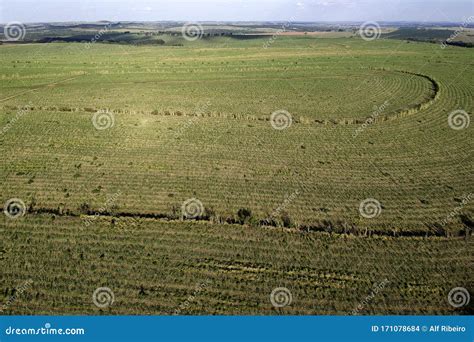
[0,74,87,103]
[20,207,473,239]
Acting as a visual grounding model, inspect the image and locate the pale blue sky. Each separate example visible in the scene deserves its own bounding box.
[0,0,472,23]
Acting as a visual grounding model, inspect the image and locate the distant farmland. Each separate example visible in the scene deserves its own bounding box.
[0,33,473,315]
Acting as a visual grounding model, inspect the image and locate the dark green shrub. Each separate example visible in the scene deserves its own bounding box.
[237,208,252,224]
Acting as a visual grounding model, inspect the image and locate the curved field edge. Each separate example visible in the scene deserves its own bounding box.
[367,69,440,123]
[1,216,472,315]
[0,69,439,126]
[0,39,472,236]
[25,205,473,238]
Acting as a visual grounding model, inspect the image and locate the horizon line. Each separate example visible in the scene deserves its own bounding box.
[1,20,471,25]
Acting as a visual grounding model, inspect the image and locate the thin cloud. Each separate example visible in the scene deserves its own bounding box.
[0,0,471,23]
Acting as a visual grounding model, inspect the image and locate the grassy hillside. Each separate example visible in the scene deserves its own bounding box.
[0,36,473,314]
[1,215,472,315]
[1,38,472,233]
